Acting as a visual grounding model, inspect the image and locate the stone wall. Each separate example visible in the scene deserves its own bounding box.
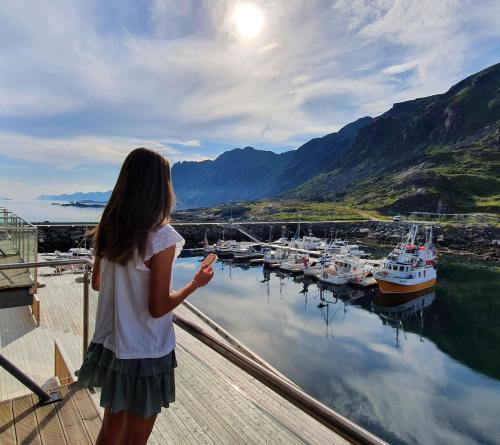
[36,221,500,259]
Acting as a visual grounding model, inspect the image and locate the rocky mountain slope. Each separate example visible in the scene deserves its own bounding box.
[173,63,500,213]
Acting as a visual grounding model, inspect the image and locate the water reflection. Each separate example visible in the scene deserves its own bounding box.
[373,290,436,347]
[175,255,500,445]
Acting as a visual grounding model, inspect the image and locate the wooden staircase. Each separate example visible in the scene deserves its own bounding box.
[0,383,101,445]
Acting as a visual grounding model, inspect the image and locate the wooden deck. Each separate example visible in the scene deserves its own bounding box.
[0,269,351,444]
[0,384,101,445]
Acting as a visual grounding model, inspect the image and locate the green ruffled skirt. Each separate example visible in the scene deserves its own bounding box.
[75,342,177,419]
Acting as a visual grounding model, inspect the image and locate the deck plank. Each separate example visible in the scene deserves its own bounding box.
[12,393,42,445]
[30,394,67,445]
[0,400,16,445]
[69,385,101,443]
[54,386,92,445]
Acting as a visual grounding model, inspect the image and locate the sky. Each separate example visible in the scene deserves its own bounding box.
[0,0,499,199]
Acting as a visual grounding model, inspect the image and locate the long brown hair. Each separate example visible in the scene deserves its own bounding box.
[92,147,175,264]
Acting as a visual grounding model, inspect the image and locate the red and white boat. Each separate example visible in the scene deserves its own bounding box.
[375,224,437,294]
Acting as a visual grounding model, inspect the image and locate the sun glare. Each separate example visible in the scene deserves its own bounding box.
[233,3,264,40]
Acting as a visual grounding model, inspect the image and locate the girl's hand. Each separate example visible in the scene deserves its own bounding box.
[193,264,214,288]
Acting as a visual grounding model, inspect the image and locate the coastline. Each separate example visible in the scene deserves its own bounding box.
[34,220,500,261]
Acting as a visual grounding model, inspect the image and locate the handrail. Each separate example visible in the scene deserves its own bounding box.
[0,354,62,405]
[174,313,387,445]
[0,259,93,358]
[0,208,38,229]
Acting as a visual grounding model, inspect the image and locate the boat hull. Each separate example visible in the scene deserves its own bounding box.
[376,277,436,294]
[319,275,350,285]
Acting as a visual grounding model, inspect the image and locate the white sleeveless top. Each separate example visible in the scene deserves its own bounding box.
[92,224,185,359]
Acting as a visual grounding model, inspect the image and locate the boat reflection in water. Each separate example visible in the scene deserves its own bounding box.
[373,288,436,345]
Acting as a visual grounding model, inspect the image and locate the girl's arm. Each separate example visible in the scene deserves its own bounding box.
[91,256,101,291]
[148,245,213,318]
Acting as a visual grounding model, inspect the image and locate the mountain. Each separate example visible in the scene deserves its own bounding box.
[286,63,500,212]
[172,117,372,208]
[38,191,112,202]
[172,147,294,208]
[173,63,500,213]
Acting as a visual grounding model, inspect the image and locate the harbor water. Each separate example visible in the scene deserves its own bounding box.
[0,199,103,222]
[173,253,500,445]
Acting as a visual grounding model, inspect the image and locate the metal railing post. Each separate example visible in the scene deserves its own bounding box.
[34,229,38,291]
[83,267,90,360]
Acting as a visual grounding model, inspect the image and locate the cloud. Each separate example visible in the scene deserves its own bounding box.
[0,0,499,196]
[382,61,419,75]
[0,133,209,169]
[258,41,281,54]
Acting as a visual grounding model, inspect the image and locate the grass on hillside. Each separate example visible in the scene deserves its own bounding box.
[206,200,389,221]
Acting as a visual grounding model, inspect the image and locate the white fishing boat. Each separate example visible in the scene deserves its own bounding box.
[345,244,366,257]
[303,254,331,278]
[279,253,309,273]
[326,240,365,257]
[232,245,264,262]
[375,225,437,294]
[319,264,350,285]
[214,239,241,258]
[319,257,372,285]
[263,248,289,267]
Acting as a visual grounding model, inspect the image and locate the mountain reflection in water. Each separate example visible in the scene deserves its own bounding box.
[174,254,500,445]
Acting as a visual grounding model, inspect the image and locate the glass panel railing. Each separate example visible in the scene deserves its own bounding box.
[0,208,38,287]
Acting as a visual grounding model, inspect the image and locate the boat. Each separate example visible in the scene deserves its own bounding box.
[303,254,331,279]
[275,237,289,245]
[214,239,241,258]
[349,266,377,288]
[319,257,371,285]
[232,246,264,262]
[279,253,310,273]
[290,234,327,251]
[375,224,437,294]
[288,225,327,251]
[202,230,215,253]
[319,262,351,285]
[326,240,366,257]
[263,248,288,268]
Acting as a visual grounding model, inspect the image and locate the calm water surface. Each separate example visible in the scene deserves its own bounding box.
[1,199,102,222]
[173,254,500,445]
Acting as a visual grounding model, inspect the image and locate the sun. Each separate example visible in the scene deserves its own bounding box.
[233,3,264,40]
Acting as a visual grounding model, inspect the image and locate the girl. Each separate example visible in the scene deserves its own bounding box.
[76,147,214,445]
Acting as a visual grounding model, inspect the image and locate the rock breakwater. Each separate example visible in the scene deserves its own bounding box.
[36,221,500,260]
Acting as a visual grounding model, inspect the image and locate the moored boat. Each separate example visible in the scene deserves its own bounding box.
[375,225,437,294]
[263,248,288,268]
[279,253,309,273]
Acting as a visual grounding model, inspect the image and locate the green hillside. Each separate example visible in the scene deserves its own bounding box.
[285,63,500,213]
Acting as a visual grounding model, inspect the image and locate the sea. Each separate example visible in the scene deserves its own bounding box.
[173,254,500,445]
